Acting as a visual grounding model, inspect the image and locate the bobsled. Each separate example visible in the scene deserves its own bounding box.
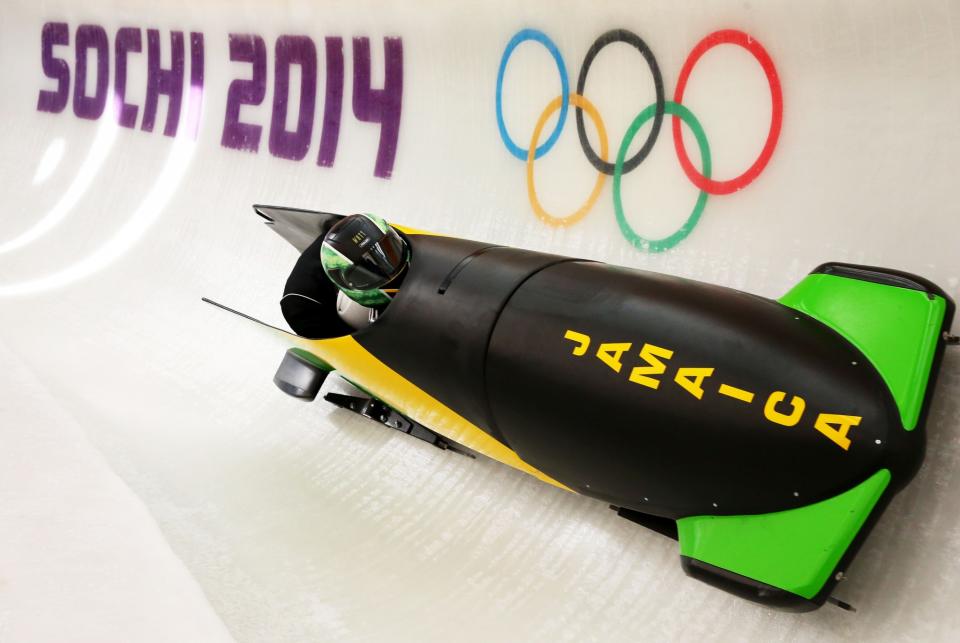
[209,204,956,611]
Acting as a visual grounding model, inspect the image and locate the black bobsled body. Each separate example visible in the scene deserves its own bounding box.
[353,235,922,518]
[243,205,955,611]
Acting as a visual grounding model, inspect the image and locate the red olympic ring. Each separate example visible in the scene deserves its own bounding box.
[672,29,783,196]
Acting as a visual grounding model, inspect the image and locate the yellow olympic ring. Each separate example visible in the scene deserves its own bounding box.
[526,93,608,227]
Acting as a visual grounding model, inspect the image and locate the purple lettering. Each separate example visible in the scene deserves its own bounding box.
[186,32,205,140]
[269,36,317,161]
[221,34,267,152]
[142,29,184,137]
[37,22,70,114]
[317,36,343,167]
[36,26,404,175]
[352,37,403,178]
[317,37,344,168]
[73,24,108,120]
[114,27,141,128]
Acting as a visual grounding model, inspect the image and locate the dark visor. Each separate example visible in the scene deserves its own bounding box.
[341,231,406,289]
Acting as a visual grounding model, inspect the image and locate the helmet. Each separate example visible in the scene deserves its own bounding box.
[320,213,409,306]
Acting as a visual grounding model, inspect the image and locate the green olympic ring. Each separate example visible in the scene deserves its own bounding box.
[613,101,712,253]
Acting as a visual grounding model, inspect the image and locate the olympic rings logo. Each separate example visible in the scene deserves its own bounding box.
[495,28,783,252]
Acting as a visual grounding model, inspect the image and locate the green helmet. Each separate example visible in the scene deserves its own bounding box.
[320,213,409,306]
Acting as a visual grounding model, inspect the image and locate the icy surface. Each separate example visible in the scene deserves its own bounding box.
[2,0,959,640]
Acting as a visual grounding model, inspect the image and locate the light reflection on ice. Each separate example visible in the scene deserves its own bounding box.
[31,137,66,186]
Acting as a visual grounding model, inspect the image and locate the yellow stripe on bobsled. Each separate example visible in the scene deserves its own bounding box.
[391,223,439,237]
[288,334,573,492]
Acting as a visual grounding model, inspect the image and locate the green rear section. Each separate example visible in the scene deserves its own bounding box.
[678,469,890,599]
[679,272,944,600]
[779,273,946,430]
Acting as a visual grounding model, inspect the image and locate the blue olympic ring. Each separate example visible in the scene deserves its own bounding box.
[495,29,569,161]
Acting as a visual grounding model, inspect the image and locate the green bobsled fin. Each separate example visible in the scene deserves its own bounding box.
[678,469,890,599]
[779,273,946,430]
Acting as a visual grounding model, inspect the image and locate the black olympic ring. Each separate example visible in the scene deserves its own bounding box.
[575,29,665,176]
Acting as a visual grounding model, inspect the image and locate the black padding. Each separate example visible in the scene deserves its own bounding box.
[680,557,818,612]
[281,234,355,339]
[814,262,956,303]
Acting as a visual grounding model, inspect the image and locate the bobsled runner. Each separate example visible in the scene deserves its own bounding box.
[208,204,956,611]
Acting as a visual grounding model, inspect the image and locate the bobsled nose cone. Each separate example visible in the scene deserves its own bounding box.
[252,204,345,253]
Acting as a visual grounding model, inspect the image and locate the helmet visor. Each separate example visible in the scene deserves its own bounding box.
[340,230,407,290]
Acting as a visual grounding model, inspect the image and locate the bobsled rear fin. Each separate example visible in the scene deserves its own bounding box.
[254,203,435,252]
[779,263,954,430]
[677,469,891,606]
[255,204,345,252]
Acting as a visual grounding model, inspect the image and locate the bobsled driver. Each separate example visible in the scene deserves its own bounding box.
[281,214,410,335]
[279,212,408,335]
[321,212,409,304]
